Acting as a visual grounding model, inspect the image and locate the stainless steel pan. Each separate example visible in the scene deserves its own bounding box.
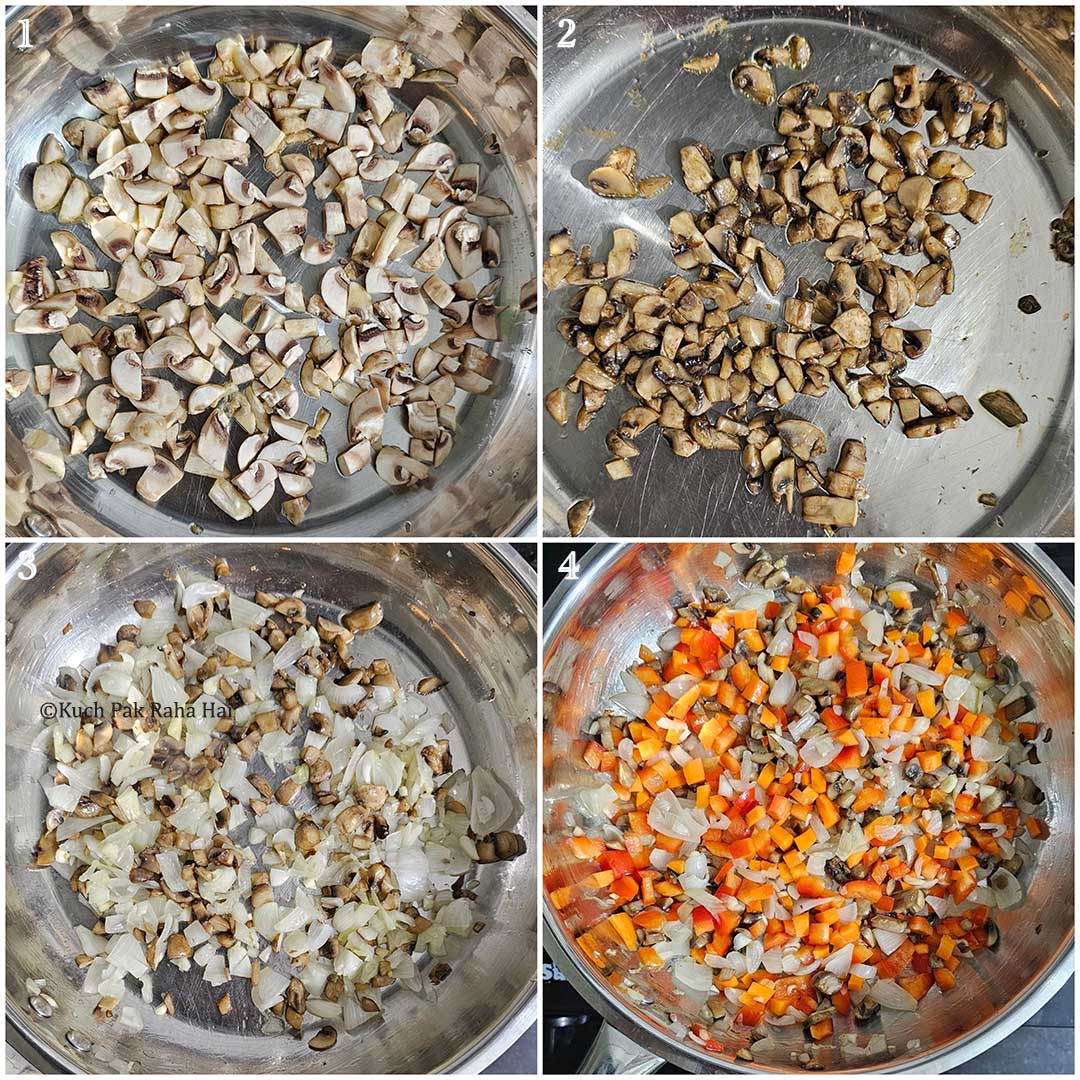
[542,6,1074,537]
[7,541,537,1073]
[543,542,1073,1072]
[6,5,537,538]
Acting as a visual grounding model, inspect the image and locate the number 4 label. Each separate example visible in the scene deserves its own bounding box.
[557,18,576,48]
[558,550,580,581]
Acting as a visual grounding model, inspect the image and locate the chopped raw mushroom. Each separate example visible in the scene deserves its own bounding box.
[7,29,524,527]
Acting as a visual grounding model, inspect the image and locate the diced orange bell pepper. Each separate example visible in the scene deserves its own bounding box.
[845,659,868,697]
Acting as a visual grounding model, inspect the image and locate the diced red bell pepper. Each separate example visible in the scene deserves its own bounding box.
[831,745,863,770]
[731,788,758,816]
[598,849,636,879]
[692,905,717,936]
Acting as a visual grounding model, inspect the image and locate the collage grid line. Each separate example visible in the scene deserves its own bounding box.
[1,2,1076,1078]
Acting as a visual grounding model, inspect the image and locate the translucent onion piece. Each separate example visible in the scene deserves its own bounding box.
[868,979,919,1011]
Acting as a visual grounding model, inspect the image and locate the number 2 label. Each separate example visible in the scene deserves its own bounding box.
[557,18,576,48]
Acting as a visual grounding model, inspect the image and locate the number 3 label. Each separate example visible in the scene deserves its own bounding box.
[557,18,576,48]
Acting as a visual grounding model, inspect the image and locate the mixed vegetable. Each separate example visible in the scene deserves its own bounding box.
[32,564,525,1047]
[546,547,1049,1062]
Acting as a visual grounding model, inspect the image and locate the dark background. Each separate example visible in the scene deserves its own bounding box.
[541,543,1073,1074]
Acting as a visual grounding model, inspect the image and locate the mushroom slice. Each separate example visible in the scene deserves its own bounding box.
[223,164,263,206]
[6,369,32,400]
[320,267,349,319]
[803,495,859,528]
[83,76,130,114]
[90,216,135,262]
[777,418,827,461]
[177,79,223,113]
[13,308,69,334]
[115,256,158,303]
[177,207,217,250]
[90,142,151,180]
[48,370,82,409]
[197,410,232,473]
[406,400,439,438]
[57,178,91,224]
[9,257,54,313]
[337,438,373,476]
[111,349,143,401]
[134,67,170,98]
[141,255,184,286]
[446,220,482,278]
[280,471,314,498]
[231,98,285,155]
[105,439,156,473]
[214,313,259,354]
[136,455,184,503]
[831,306,872,348]
[732,62,776,105]
[237,433,267,471]
[405,97,454,145]
[33,163,72,212]
[23,429,66,489]
[38,133,65,164]
[133,377,180,415]
[375,446,429,486]
[472,298,500,341]
[567,497,594,536]
[307,107,349,143]
[124,178,170,204]
[233,459,277,501]
[394,278,427,315]
[270,416,307,443]
[266,173,307,207]
[142,335,194,371]
[769,457,796,511]
[348,387,385,443]
[407,141,456,173]
[281,496,309,526]
[264,207,307,256]
[301,237,336,265]
[979,389,1027,428]
[208,477,254,520]
[230,222,258,275]
[188,384,227,415]
[317,58,355,112]
[169,352,215,385]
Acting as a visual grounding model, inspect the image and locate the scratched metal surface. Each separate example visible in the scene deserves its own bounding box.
[6,542,538,1073]
[541,6,1074,538]
[6,5,537,538]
